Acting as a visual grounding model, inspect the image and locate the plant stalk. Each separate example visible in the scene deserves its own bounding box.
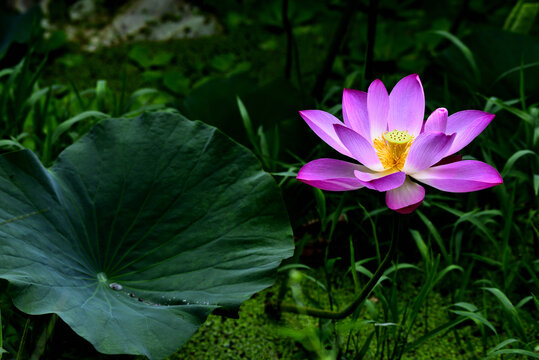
[271,220,399,319]
[363,0,380,82]
[283,0,292,80]
[311,0,358,99]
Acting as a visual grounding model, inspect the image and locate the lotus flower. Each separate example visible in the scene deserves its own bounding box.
[297,74,502,213]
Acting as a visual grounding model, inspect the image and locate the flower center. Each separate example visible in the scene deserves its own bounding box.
[373,130,414,171]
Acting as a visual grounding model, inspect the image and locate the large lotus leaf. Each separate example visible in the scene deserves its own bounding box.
[0,112,294,359]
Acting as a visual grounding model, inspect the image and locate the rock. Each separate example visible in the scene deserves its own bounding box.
[18,0,222,51]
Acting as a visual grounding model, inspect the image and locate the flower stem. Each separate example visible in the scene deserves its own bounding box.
[282,0,292,80]
[311,0,358,100]
[364,0,380,82]
[271,219,399,319]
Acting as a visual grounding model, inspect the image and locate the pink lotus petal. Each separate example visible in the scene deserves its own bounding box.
[367,79,389,141]
[385,177,425,214]
[342,89,370,140]
[424,108,448,133]
[299,110,352,157]
[411,160,503,192]
[354,170,406,192]
[387,74,425,137]
[403,132,455,174]
[334,124,384,171]
[353,166,392,181]
[297,158,364,191]
[445,110,495,155]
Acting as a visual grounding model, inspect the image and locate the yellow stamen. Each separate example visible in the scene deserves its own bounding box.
[373,130,414,171]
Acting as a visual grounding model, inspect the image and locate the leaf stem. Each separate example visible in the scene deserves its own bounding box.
[271,217,399,319]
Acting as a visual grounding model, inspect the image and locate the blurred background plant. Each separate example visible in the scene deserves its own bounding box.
[0,0,537,359]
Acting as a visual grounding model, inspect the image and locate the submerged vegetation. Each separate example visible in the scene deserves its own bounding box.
[0,0,537,359]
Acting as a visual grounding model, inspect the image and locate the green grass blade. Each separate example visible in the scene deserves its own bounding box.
[278,264,315,273]
[383,263,421,277]
[515,296,532,309]
[462,253,502,267]
[354,265,374,278]
[486,348,539,359]
[257,126,270,166]
[236,96,259,153]
[431,30,480,82]
[349,236,360,293]
[313,188,326,230]
[494,61,539,83]
[503,0,524,30]
[26,86,58,107]
[451,310,497,334]
[533,294,539,313]
[502,149,536,177]
[410,229,430,264]
[357,201,381,263]
[16,318,30,360]
[488,338,520,354]
[301,273,327,291]
[523,262,539,289]
[0,139,25,150]
[482,287,517,316]
[0,68,14,79]
[51,110,110,144]
[482,287,528,342]
[453,302,478,312]
[503,1,539,34]
[488,97,534,124]
[436,265,463,284]
[126,88,159,108]
[404,317,467,352]
[96,80,107,108]
[417,210,449,263]
[454,210,502,247]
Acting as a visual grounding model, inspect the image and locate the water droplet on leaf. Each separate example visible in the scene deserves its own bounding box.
[109,282,122,291]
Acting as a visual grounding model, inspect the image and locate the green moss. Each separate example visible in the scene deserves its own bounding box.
[168,268,535,360]
[169,291,297,360]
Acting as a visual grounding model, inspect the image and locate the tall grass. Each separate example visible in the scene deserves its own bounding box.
[0,52,172,166]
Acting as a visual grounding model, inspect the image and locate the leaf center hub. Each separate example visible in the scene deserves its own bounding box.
[97,272,108,283]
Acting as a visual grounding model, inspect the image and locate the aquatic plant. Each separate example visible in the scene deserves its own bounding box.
[297,74,503,213]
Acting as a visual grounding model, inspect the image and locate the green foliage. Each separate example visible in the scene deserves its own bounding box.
[0,309,5,359]
[504,0,539,34]
[0,51,47,138]
[128,45,174,69]
[0,52,171,166]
